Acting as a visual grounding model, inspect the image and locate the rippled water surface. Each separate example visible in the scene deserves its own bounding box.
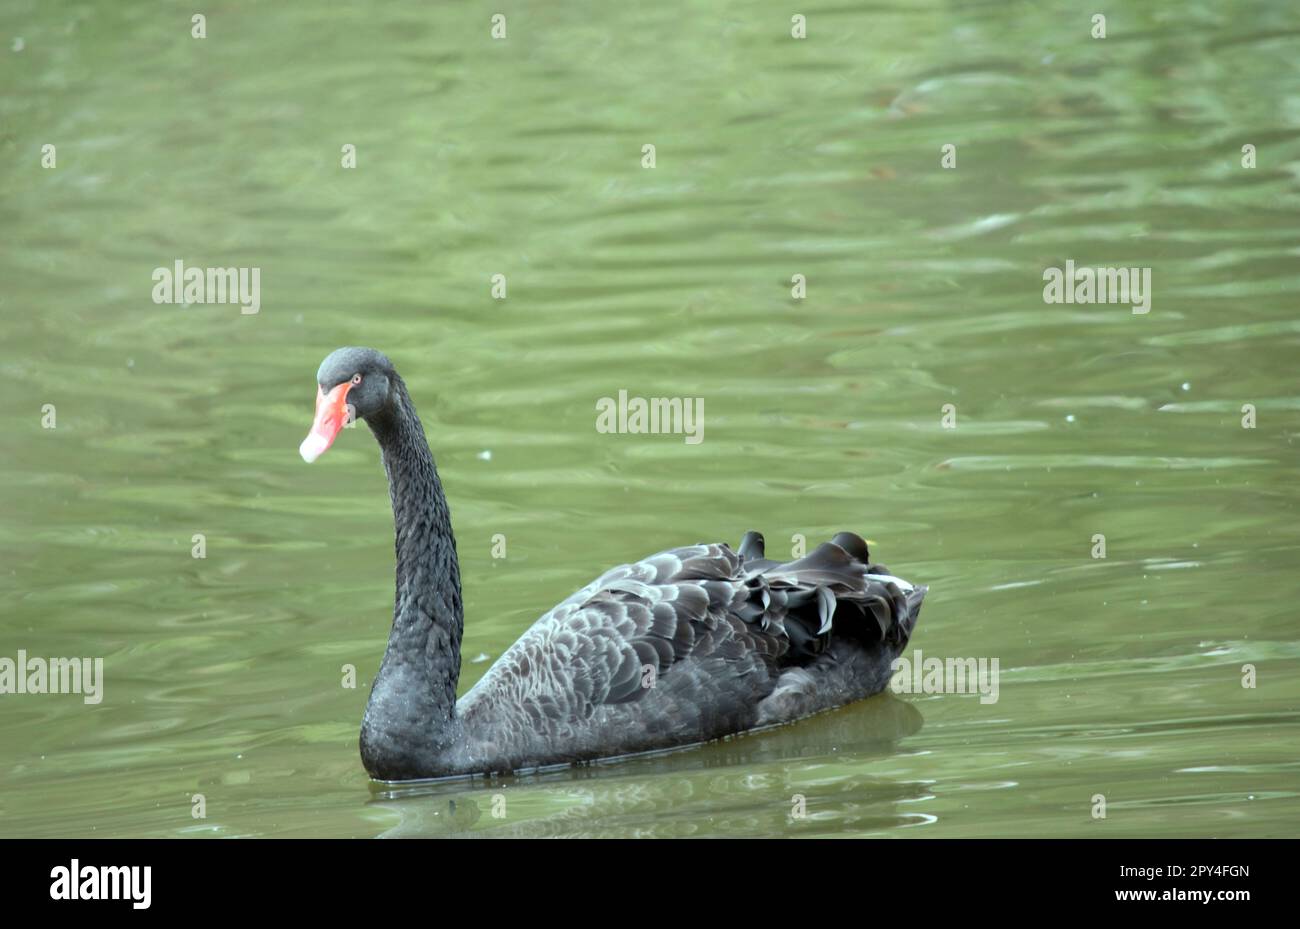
[2,1,1298,837]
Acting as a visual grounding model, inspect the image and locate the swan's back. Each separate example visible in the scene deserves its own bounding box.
[451,530,925,773]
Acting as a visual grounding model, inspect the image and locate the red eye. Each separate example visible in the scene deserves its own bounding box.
[351,373,362,385]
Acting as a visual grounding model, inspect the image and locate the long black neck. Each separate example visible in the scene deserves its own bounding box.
[359,375,464,779]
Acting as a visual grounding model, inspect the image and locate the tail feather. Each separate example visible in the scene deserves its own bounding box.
[737,529,924,663]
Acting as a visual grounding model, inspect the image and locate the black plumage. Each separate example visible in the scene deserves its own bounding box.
[304,348,927,781]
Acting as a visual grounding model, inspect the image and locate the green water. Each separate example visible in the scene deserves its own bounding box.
[2,1,1298,838]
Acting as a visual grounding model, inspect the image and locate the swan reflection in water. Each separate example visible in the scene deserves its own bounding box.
[367,693,926,838]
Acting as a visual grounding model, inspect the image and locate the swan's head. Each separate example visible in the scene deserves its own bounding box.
[299,346,397,462]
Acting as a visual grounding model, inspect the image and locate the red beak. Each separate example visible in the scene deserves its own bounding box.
[299,381,354,462]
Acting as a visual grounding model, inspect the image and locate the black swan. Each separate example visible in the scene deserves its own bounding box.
[300,347,927,780]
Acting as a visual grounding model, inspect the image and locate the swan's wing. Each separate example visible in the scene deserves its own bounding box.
[458,531,922,731]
